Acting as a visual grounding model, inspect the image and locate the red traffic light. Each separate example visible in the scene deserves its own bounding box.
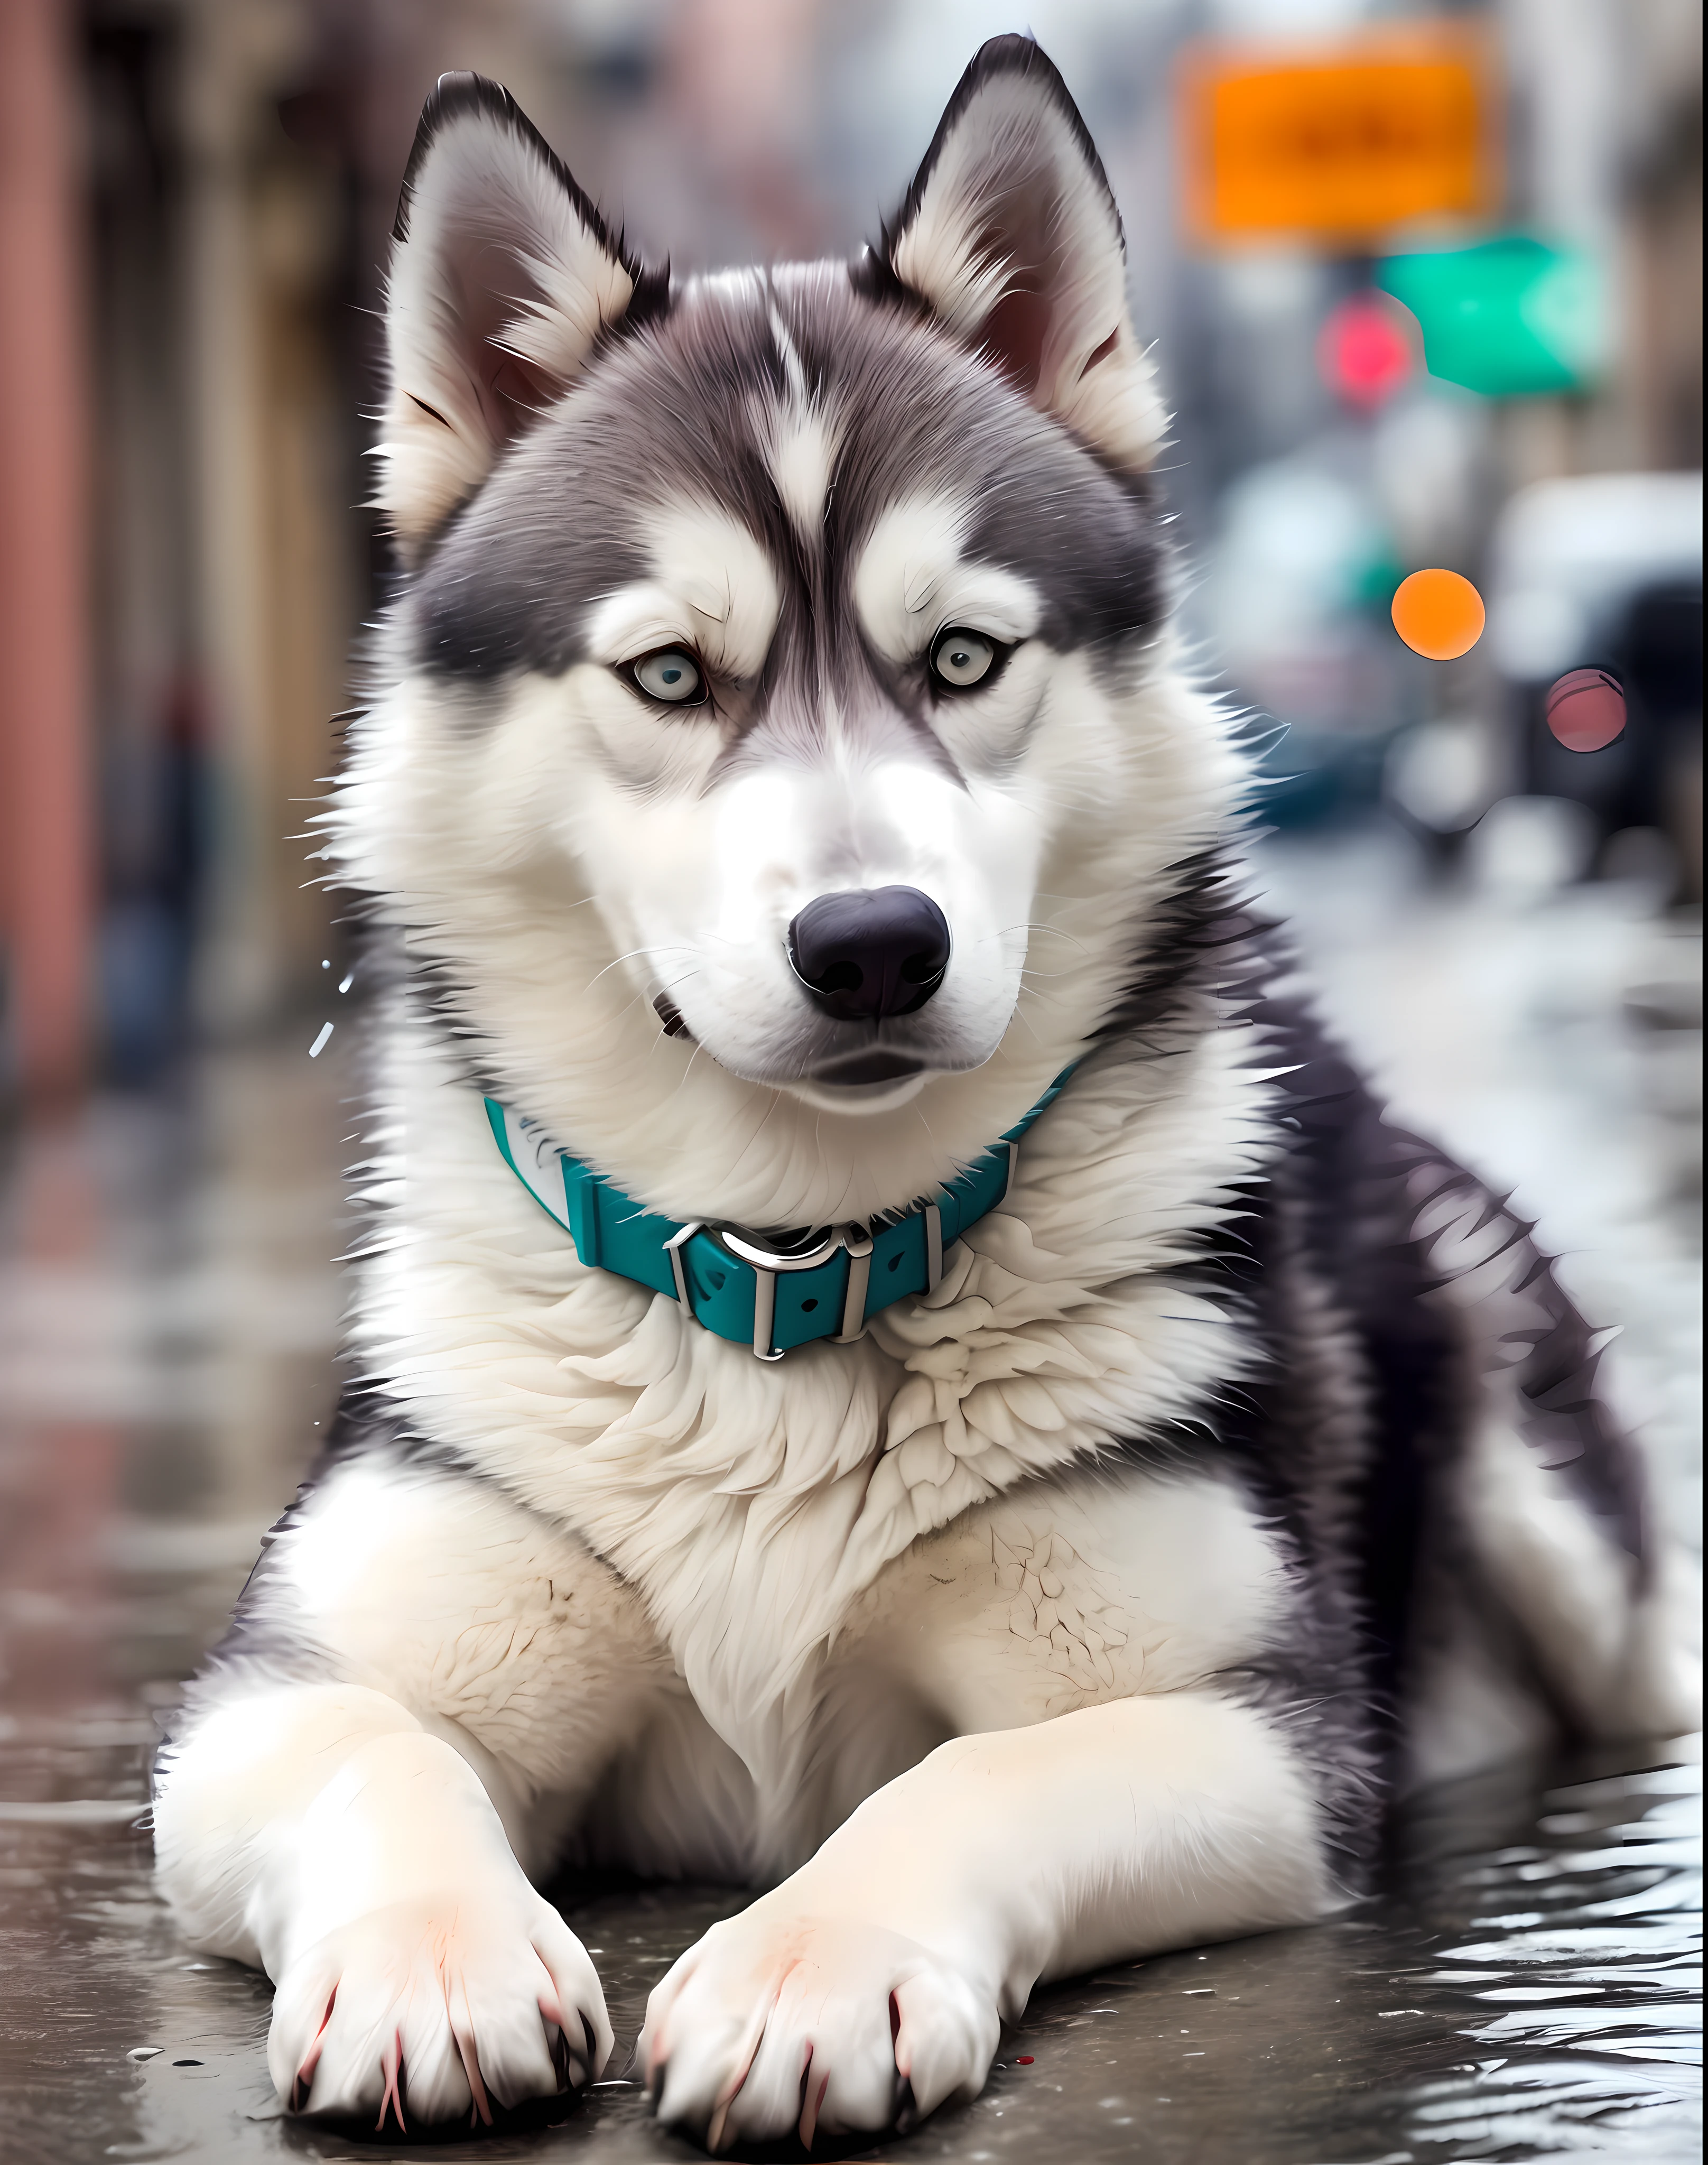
[1319,291,1419,408]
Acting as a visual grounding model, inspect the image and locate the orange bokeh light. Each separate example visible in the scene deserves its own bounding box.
[1391,569,1486,659]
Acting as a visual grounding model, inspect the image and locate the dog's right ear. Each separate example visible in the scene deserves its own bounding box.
[378,74,658,564]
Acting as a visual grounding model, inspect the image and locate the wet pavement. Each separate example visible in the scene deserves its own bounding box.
[0,1722,1699,2163]
[0,830,1700,2162]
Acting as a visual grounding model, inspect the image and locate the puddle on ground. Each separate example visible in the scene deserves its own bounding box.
[0,1705,1697,2163]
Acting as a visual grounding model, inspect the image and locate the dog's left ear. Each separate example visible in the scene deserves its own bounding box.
[878,36,1164,472]
[378,73,660,563]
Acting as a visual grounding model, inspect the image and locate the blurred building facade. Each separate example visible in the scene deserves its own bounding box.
[0,0,1701,1100]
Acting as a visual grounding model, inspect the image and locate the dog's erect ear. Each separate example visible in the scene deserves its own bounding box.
[878,36,1163,471]
[378,74,658,562]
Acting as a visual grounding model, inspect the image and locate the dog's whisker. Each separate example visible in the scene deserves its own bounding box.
[586,942,701,994]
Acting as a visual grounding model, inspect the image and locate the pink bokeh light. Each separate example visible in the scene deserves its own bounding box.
[1546,668,1627,753]
[1317,292,1418,409]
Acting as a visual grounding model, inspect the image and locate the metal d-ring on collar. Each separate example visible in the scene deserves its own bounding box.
[665,1220,876,1361]
[483,1066,1073,1361]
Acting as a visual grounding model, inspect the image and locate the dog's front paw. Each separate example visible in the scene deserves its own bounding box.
[641,1903,998,2150]
[268,1886,610,2131]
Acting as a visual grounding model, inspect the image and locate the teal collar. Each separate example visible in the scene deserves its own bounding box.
[484,1069,1075,1361]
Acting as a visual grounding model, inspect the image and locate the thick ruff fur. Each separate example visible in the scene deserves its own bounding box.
[152,39,1699,2149]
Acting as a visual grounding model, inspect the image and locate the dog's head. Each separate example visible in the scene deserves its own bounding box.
[337,38,1245,1226]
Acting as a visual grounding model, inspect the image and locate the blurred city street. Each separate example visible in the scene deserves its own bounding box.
[0,0,1700,2157]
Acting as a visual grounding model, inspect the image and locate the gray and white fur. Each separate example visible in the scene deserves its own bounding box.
[152,38,1698,2150]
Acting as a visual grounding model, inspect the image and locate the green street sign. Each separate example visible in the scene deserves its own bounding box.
[1377,236,1608,396]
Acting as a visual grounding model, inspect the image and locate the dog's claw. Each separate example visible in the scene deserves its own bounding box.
[375,2029,406,2133]
[452,2022,493,2127]
[288,1988,337,2113]
[797,2049,830,2150]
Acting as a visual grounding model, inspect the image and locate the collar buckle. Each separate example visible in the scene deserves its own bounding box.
[698,1222,870,1361]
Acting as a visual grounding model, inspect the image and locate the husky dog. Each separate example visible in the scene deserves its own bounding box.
[152,38,1697,2149]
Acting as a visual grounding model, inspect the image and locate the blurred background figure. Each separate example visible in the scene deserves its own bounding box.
[0,7,1697,2154]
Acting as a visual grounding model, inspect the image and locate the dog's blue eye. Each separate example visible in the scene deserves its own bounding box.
[930,627,998,690]
[631,648,707,705]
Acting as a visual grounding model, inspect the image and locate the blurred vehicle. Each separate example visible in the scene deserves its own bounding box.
[1487,472,1704,898]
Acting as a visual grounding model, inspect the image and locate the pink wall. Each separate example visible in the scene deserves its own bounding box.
[0,0,91,1100]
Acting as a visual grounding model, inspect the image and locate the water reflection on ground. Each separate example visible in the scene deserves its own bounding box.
[0,839,1700,2161]
[0,1716,1697,2161]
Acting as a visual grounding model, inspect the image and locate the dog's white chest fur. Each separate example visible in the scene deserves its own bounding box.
[348,997,1275,1814]
[281,1421,1288,1880]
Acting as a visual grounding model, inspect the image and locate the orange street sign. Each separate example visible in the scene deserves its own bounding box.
[1180,26,1499,247]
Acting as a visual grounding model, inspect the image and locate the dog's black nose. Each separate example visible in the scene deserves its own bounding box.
[788,887,951,1021]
